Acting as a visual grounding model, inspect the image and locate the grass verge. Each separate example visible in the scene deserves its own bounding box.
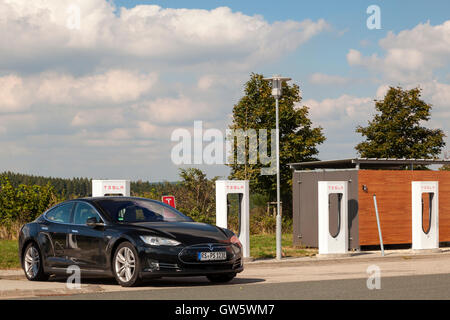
[0,240,20,269]
[250,233,317,259]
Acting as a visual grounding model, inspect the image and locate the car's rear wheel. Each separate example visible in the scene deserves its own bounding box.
[113,242,141,287]
[23,242,49,281]
[207,273,236,283]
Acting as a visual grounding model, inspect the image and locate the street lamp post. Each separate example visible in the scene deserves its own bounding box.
[263,75,291,260]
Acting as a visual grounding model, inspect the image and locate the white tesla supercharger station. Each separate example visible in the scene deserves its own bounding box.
[215,180,250,258]
[318,181,348,254]
[92,180,130,197]
[412,181,439,250]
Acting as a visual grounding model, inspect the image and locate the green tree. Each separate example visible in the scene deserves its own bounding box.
[174,168,218,224]
[356,86,445,159]
[227,73,325,217]
[0,176,17,233]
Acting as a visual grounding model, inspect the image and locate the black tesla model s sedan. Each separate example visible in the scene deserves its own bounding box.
[18,197,243,286]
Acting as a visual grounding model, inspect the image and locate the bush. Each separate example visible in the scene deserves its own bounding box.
[0,176,60,240]
[185,207,215,225]
[227,205,292,235]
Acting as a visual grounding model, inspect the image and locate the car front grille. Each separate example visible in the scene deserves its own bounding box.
[178,243,240,265]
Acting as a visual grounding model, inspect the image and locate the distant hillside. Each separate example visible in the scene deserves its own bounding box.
[0,171,172,199]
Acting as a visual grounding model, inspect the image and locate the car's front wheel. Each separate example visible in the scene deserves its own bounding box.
[23,242,49,281]
[113,242,141,287]
[207,273,236,283]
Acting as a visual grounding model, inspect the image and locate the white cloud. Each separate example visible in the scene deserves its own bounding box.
[0,70,157,113]
[347,21,450,82]
[71,108,125,127]
[36,70,157,106]
[196,73,249,91]
[414,81,450,129]
[422,81,450,108]
[0,1,330,72]
[379,21,450,64]
[0,75,30,112]
[375,84,390,99]
[311,94,372,132]
[136,121,158,137]
[312,82,450,129]
[309,73,349,85]
[347,49,380,71]
[0,0,331,180]
[138,96,213,125]
[197,76,217,90]
[302,94,375,159]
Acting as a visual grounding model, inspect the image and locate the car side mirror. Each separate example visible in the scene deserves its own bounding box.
[86,217,104,227]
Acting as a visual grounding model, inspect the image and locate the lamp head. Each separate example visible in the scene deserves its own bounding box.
[263,75,291,98]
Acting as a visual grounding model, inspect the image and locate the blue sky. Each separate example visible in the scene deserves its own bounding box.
[0,0,449,182]
[114,0,449,26]
[116,0,450,102]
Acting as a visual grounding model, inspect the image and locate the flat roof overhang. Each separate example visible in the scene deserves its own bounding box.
[288,158,450,170]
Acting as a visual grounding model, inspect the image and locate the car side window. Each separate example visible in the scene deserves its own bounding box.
[46,203,74,224]
[116,202,177,222]
[73,202,101,225]
[146,202,178,221]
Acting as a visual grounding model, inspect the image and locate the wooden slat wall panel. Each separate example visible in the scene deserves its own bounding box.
[358,170,450,246]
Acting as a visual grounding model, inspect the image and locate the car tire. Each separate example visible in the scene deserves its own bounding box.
[113,242,142,287]
[207,273,236,283]
[22,242,49,281]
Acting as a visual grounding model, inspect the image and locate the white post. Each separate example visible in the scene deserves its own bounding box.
[275,97,282,260]
[318,181,348,254]
[372,194,385,256]
[215,180,251,258]
[411,181,439,250]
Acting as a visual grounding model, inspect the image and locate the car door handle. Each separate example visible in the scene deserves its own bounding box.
[71,229,78,233]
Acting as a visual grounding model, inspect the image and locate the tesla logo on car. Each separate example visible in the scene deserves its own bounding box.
[162,195,176,208]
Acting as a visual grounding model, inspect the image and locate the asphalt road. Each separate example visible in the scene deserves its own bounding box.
[28,273,450,300]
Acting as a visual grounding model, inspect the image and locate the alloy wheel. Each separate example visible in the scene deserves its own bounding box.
[115,247,136,283]
[24,246,40,279]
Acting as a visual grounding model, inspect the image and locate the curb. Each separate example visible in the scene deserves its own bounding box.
[245,248,450,266]
[0,270,23,280]
[0,285,105,299]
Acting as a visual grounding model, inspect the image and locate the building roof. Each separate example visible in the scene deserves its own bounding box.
[288,158,450,170]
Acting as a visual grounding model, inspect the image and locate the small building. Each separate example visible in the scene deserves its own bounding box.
[289,158,450,250]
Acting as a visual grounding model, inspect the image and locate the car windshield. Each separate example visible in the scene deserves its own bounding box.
[95,198,192,223]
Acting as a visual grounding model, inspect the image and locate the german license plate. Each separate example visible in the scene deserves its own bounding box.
[198,251,227,261]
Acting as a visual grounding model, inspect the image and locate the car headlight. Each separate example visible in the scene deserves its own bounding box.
[139,235,181,246]
[229,235,242,248]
